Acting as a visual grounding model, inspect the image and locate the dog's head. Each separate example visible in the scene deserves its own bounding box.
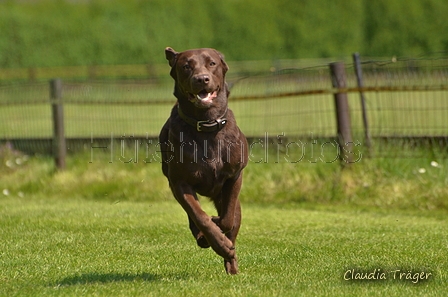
[165,47,229,108]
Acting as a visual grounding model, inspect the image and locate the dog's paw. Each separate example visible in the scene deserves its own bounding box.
[224,258,239,275]
[196,233,210,249]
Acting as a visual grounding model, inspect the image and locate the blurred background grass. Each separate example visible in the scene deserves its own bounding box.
[1,0,448,69]
[1,145,447,211]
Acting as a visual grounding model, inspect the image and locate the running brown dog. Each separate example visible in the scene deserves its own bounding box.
[159,47,248,274]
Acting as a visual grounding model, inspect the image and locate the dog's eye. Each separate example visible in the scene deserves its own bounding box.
[209,61,216,67]
[183,64,191,70]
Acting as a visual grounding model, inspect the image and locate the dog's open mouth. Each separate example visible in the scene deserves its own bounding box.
[188,88,218,104]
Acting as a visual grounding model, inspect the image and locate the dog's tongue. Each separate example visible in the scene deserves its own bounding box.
[196,90,217,101]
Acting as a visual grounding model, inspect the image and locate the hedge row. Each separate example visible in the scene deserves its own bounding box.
[0,0,447,68]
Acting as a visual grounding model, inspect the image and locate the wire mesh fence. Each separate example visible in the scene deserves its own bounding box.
[0,56,447,159]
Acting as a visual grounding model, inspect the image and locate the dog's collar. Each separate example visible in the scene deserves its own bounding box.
[177,105,228,132]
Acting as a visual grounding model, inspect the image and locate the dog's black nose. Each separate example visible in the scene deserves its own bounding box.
[195,75,210,84]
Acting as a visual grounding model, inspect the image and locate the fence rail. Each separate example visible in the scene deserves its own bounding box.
[1,55,447,169]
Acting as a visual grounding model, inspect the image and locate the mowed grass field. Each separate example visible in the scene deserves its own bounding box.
[1,198,446,297]
[0,145,447,296]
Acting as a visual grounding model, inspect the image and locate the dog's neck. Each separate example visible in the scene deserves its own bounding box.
[174,84,229,121]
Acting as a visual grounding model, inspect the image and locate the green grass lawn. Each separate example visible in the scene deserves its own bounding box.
[0,146,447,296]
[0,199,446,297]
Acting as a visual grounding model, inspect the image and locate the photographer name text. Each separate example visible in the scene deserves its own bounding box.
[344,268,432,284]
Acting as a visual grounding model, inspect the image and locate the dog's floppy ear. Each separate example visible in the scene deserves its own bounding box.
[165,47,178,67]
[214,49,229,74]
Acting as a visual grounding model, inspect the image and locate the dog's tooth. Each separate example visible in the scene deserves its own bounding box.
[197,93,212,101]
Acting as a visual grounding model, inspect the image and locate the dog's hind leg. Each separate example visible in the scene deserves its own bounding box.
[185,194,211,248]
[188,215,210,248]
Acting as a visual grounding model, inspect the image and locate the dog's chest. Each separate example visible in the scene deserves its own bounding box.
[170,133,245,195]
[180,136,243,170]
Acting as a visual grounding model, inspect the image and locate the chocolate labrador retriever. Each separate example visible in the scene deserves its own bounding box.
[159,47,248,274]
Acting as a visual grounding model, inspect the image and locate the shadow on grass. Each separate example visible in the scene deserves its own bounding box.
[54,272,163,286]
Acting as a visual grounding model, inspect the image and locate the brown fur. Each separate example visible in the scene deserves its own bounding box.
[159,47,248,274]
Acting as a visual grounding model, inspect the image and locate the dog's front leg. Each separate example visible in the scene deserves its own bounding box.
[213,174,243,275]
[214,173,243,235]
[171,181,237,272]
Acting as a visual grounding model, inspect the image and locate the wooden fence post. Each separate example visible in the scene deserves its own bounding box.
[329,62,354,165]
[352,53,372,151]
[50,78,66,170]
